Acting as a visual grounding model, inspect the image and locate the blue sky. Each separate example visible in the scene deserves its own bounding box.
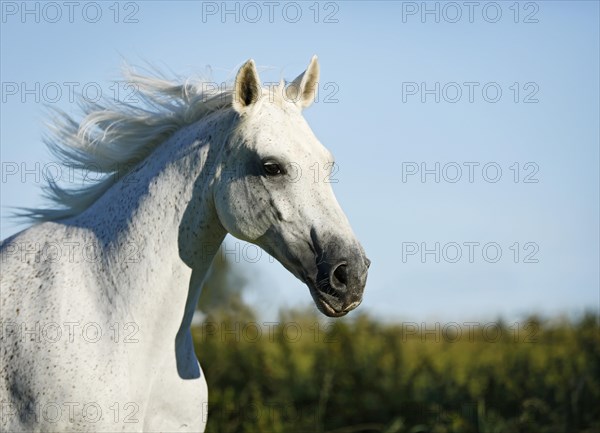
[1,1,598,322]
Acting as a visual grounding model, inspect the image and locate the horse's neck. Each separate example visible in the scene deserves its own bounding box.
[72,111,230,349]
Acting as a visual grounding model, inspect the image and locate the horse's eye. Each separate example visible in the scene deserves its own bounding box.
[263,162,283,176]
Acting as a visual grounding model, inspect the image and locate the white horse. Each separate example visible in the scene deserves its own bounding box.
[0,56,369,432]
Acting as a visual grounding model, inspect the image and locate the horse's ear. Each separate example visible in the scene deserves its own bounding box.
[287,55,320,110]
[233,59,262,113]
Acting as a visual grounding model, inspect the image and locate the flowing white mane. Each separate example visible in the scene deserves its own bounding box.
[22,70,244,222]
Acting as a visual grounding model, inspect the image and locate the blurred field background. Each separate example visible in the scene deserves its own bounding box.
[193,253,600,433]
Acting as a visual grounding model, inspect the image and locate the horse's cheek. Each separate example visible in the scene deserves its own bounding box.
[214,180,260,241]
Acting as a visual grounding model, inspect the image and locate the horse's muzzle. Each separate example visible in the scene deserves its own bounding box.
[311,252,370,317]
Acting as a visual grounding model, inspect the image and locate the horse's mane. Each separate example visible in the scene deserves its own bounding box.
[20,69,239,222]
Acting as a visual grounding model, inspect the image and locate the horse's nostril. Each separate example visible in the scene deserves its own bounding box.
[332,263,348,287]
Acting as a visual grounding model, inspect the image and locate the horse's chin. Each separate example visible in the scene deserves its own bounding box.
[306,282,358,318]
[314,296,350,318]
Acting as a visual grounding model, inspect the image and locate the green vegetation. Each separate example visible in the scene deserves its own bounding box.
[194,258,600,432]
[193,309,599,433]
